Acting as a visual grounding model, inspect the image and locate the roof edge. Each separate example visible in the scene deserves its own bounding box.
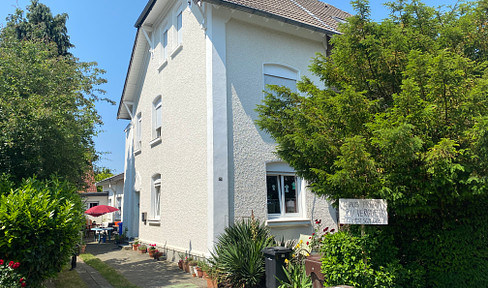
[135,0,158,28]
[201,0,340,35]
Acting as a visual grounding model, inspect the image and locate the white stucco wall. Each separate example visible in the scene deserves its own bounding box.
[130,0,209,256]
[225,16,337,239]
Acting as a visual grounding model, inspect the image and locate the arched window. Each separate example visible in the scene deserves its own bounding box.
[263,64,298,93]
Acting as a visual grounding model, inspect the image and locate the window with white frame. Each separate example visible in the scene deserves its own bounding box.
[152,96,162,139]
[263,64,298,94]
[135,112,142,151]
[88,202,99,209]
[266,163,302,219]
[151,174,161,220]
[176,10,183,46]
[161,26,169,62]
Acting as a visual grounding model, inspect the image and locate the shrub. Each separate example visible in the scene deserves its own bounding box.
[320,230,400,288]
[0,177,84,286]
[0,259,27,287]
[209,218,274,287]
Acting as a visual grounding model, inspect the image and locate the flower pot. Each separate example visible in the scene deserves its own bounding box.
[196,266,203,278]
[190,265,197,277]
[148,249,156,258]
[133,244,139,251]
[138,248,147,254]
[80,245,86,254]
[183,262,190,273]
[178,260,183,270]
[206,277,217,288]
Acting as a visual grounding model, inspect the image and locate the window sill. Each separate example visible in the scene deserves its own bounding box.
[134,149,141,155]
[148,219,161,226]
[266,218,312,227]
[157,59,168,72]
[170,44,183,59]
[149,137,162,147]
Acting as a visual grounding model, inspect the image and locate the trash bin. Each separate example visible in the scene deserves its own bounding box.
[262,246,292,288]
[118,222,123,235]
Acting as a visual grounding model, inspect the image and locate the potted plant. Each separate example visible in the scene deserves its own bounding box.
[133,240,139,251]
[148,244,157,257]
[201,262,219,288]
[196,260,205,278]
[177,253,184,270]
[183,257,191,273]
[153,250,165,261]
[138,245,147,254]
[189,260,198,277]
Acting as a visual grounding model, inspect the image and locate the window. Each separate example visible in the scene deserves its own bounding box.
[176,11,182,45]
[266,163,301,219]
[135,113,142,151]
[161,26,169,62]
[88,202,98,209]
[152,96,162,139]
[263,64,298,93]
[151,174,161,220]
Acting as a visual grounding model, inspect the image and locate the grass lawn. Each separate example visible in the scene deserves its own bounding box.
[44,266,88,288]
[80,253,139,288]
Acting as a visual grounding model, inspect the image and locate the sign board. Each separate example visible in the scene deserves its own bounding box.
[339,198,388,225]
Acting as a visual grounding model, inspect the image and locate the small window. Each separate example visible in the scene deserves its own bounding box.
[266,163,302,219]
[161,28,168,61]
[151,174,162,220]
[152,96,162,139]
[135,113,142,151]
[176,11,183,45]
[263,64,298,94]
[88,202,99,209]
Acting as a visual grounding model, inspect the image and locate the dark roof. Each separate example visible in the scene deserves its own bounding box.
[202,0,350,34]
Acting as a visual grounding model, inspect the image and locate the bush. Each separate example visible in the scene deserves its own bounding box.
[209,218,274,287]
[320,230,400,288]
[0,177,84,286]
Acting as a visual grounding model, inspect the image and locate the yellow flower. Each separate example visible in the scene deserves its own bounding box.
[296,244,300,248]
[285,259,289,264]
[305,252,310,257]
[300,240,303,244]
[292,254,295,258]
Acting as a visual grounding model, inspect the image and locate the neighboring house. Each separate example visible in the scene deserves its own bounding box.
[79,171,109,224]
[96,173,125,224]
[118,0,350,257]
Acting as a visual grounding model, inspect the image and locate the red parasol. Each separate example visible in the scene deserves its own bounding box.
[84,205,119,217]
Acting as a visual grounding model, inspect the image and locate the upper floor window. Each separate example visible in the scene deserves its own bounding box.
[176,10,183,45]
[161,27,169,62]
[266,162,302,219]
[263,64,298,94]
[152,96,162,139]
[135,112,142,151]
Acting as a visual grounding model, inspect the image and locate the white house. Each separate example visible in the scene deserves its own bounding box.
[96,173,125,224]
[118,0,350,257]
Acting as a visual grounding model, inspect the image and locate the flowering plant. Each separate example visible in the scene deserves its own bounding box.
[149,244,157,251]
[308,219,335,252]
[0,259,27,287]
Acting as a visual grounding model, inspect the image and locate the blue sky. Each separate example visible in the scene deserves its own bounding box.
[0,0,457,174]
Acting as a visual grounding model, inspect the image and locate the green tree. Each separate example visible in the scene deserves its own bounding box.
[257,0,488,286]
[0,1,108,186]
[2,0,73,56]
[94,167,114,192]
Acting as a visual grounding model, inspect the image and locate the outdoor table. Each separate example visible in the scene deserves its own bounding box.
[91,227,114,243]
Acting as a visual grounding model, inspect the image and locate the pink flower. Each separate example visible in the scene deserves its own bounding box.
[0,259,3,265]
[306,241,309,245]
[312,232,315,236]
[8,261,14,267]
[20,278,24,283]
[323,227,328,232]
[21,282,26,287]
[12,262,20,269]
[309,236,311,239]
[330,229,335,233]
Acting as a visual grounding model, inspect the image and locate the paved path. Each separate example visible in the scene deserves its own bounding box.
[78,241,206,288]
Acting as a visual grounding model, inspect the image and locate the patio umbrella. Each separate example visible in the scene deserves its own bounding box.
[85,205,119,217]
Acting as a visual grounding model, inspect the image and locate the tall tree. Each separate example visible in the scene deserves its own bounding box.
[0,1,107,186]
[2,0,73,56]
[257,0,488,286]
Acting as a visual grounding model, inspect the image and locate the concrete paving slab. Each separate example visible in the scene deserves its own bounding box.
[83,240,206,288]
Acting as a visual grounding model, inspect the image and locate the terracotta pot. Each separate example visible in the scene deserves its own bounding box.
[196,267,204,278]
[183,262,190,273]
[178,260,183,269]
[148,249,156,257]
[206,277,217,288]
[80,245,86,254]
[138,248,147,254]
[133,244,139,251]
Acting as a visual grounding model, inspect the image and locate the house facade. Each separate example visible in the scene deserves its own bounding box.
[118,0,349,257]
[96,173,125,224]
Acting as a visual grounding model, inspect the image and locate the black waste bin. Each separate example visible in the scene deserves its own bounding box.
[262,246,292,288]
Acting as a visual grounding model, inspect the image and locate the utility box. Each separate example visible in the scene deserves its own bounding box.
[262,247,292,288]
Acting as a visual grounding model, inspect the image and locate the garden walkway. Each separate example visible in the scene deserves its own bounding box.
[78,240,206,288]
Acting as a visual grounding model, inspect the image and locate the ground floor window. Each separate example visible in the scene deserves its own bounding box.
[151,174,161,220]
[88,202,99,209]
[266,163,301,219]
